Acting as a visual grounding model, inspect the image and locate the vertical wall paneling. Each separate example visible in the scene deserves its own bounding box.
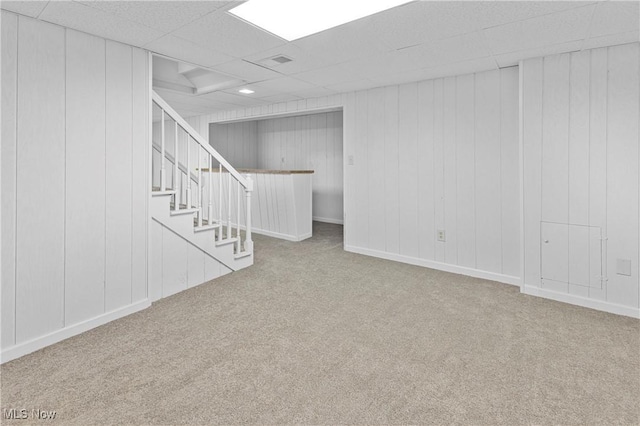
[353,90,369,247]
[105,41,133,311]
[522,58,544,287]
[417,80,435,260]
[65,29,106,325]
[568,51,591,296]
[368,88,386,251]
[150,220,163,302]
[132,48,148,302]
[1,11,18,348]
[500,67,521,277]
[522,43,640,314]
[384,86,400,254]
[568,51,590,226]
[443,77,458,264]
[588,48,608,301]
[475,70,502,273]
[344,92,356,244]
[455,74,476,269]
[433,79,446,262]
[161,228,188,297]
[541,54,571,225]
[2,15,150,358]
[15,17,66,342]
[606,43,639,307]
[398,83,419,258]
[187,244,205,288]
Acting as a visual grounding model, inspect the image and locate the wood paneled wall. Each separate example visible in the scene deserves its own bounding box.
[522,43,639,312]
[1,12,149,356]
[150,221,230,302]
[345,68,520,280]
[186,69,520,282]
[209,121,258,169]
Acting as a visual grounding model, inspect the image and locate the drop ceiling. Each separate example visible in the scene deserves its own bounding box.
[2,0,638,118]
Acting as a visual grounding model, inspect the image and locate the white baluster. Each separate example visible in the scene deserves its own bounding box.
[227,171,231,239]
[186,136,191,209]
[208,156,213,225]
[197,147,202,227]
[160,110,166,191]
[218,164,222,241]
[244,174,253,253]
[236,179,241,253]
[173,121,179,212]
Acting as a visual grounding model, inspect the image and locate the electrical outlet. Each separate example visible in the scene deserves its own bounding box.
[437,230,446,242]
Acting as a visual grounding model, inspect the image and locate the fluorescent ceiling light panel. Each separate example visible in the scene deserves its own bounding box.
[239,88,255,94]
[228,0,411,41]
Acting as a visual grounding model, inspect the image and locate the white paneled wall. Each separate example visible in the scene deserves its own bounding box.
[188,69,519,283]
[256,112,344,224]
[209,121,258,169]
[1,12,150,362]
[522,43,640,316]
[346,69,520,282]
[150,221,230,302]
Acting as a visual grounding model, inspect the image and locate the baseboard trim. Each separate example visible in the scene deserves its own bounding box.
[344,245,521,286]
[0,299,151,364]
[252,227,311,242]
[522,285,640,318]
[312,216,344,225]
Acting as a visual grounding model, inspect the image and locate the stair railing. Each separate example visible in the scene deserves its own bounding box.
[152,90,253,254]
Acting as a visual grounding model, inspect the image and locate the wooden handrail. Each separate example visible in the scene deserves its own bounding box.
[152,90,252,191]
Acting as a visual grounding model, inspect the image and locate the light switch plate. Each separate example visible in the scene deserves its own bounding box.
[616,258,632,276]
[437,230,446,242]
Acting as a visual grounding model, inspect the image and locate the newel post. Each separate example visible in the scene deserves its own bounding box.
[244,174,253,252]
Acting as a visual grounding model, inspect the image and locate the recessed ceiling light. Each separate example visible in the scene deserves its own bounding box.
[228,0,411,41]
[239,88,255,94]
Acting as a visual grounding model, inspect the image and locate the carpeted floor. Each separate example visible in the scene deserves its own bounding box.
[1,222,639,425]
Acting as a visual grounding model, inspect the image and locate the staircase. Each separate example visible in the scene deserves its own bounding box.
[151,91,254,274]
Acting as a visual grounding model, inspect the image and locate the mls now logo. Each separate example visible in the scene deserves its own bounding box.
[3,409,28,419]
[3,408,57,420]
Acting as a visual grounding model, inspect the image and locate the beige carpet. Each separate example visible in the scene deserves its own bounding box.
[1,222,639,425]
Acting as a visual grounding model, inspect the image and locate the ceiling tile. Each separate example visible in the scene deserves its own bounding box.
[211,59,282,82]
[583,31,640,51]
[243,43,334,75]
[172,11,285,58]
[588,1,640,38]
[483,5,596,55]
[259,93,303,104]
[146,35,234,68]
[0,1,48,18]
[325,79,379,93]
[472,1,596,30]
[340,48,421,81]
[77,1,226,33]
[293,62,356,87]
[493,40,583,68]
[369,1,484,50]
[399,31,492,70]
[39,1,164,46]
[292,15,390,64]
[415,57,498,83]
[250,76,318,93]
[289,86,338,100]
